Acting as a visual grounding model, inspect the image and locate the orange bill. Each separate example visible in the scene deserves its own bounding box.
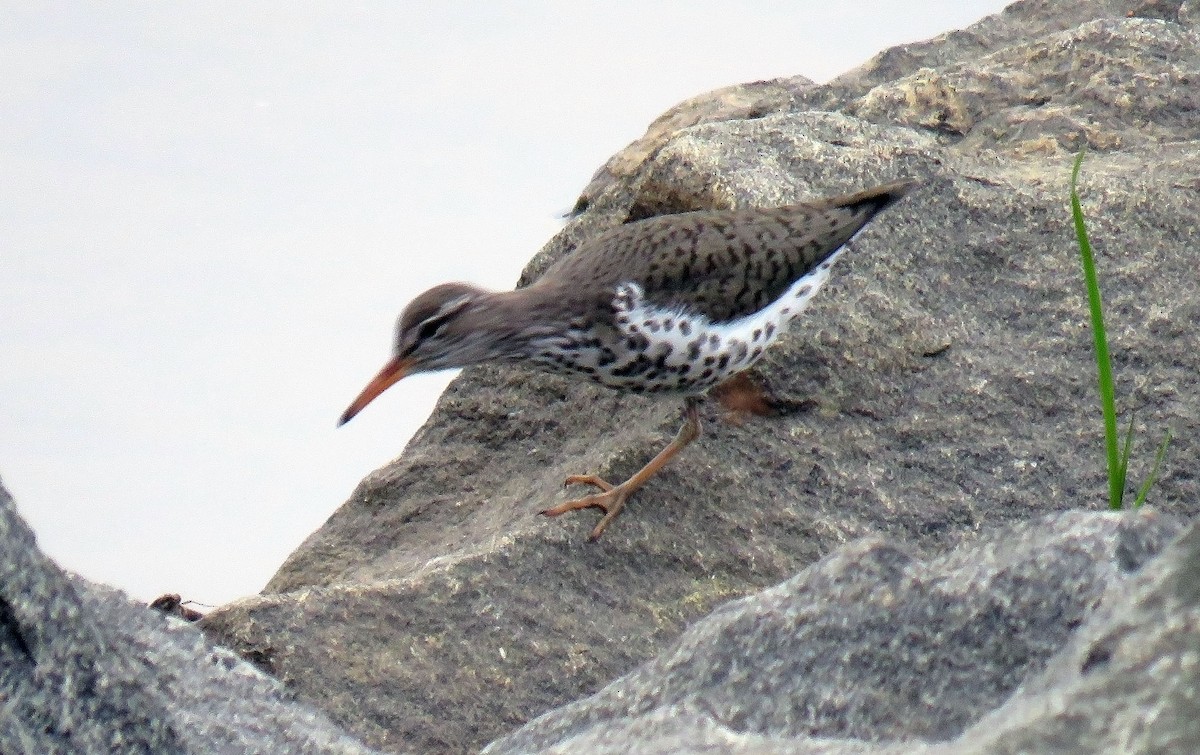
[338,355,415,426]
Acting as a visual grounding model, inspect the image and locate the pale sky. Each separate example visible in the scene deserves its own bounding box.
[1,2,1009,605]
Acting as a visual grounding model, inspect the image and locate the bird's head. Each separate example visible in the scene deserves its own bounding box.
[338,282,493,425]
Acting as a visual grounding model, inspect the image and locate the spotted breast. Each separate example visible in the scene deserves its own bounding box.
[520,181,909,394]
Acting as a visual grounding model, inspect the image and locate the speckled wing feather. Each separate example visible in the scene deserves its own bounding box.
[543,180,915,323]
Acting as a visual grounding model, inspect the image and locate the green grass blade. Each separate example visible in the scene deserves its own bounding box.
[1118,409,1135,504]
[1070,150,1123,510]
[1133,429,1172,508]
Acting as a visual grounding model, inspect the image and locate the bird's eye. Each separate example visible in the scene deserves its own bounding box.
[405,294,471,352]
[417,317,443,342]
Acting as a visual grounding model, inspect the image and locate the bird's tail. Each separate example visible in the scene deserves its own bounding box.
[820,179,918,217]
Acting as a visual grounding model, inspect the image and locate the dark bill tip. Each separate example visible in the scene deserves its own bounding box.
[337,355,414,427]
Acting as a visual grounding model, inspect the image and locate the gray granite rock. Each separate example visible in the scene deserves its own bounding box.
[0,478,378,755]
[946,516,1200,754]
[572,76,817,215]
[1182,0,1197,27]
[198,1,1200,752]
[483,511,1187,754]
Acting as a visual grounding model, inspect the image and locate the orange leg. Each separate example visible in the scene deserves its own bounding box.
[541,398,702,540]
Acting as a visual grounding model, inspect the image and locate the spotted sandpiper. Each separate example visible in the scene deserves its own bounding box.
[340,180,914,539]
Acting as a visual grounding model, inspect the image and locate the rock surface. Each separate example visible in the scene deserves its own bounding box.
[0,478,378,754]
[189,0,1200,752]
[483,511,1189,754]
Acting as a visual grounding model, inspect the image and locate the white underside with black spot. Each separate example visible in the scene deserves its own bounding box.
[527,247,844,393]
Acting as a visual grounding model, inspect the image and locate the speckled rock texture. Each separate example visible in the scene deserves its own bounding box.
[483,511,1190,754]
[197,0,1200,752]
[0,478,378,754]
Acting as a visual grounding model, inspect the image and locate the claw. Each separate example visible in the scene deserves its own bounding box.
[564,474,615,492]
[540,398,702,540]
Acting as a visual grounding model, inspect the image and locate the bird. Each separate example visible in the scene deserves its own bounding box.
[339,180,915,540]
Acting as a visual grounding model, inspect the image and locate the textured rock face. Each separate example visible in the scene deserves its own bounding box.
[483,512,1190,754]
[0,479,378,754]
[201,1,1200,753]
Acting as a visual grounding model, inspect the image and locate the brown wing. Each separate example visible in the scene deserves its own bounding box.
[543,180,915,323]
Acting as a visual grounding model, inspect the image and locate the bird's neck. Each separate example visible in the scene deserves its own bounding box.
[457,286,571,363]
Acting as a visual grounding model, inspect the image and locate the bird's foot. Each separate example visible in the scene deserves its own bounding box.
[541,398,702,541]
[540,474,631,541]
